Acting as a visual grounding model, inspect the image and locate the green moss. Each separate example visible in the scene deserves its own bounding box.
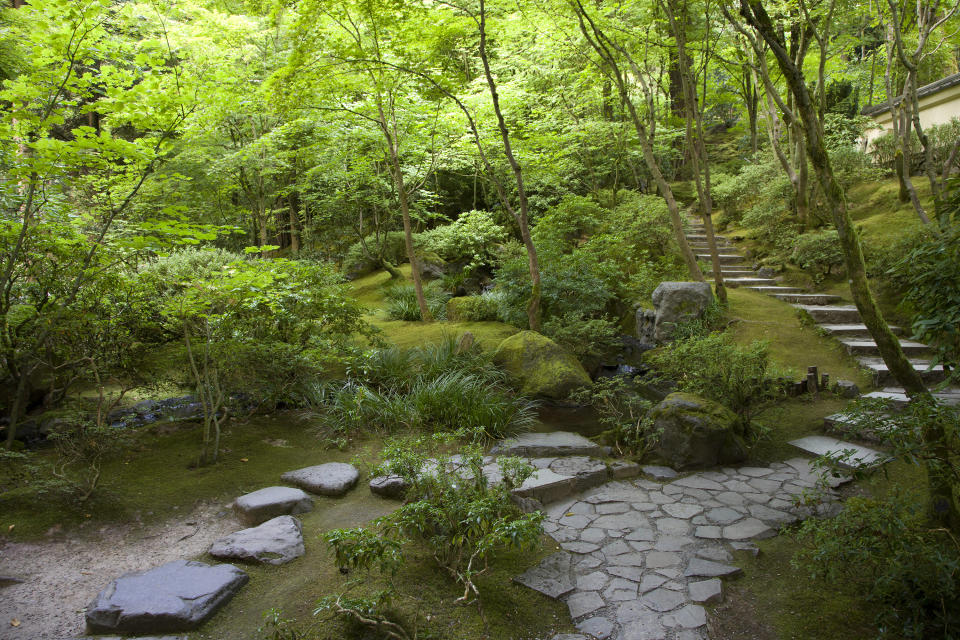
[726,288,872,388]
[493,331,592,400]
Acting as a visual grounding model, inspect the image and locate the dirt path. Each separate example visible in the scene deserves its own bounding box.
[0,502,240,640]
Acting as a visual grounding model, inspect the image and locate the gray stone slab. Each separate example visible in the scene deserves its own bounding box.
[567,591,606,618]
[562,541,601,554]
[729,541,760,557]
[637,573,670,594]
[513,468,579,504]
[492,431,603,457]
[684,557,742,578]
[576,616,614,640]
[591,511,649,530]
[722,518,775,540]
[369,475,407,499]
[85,560,248,634]
[596,501,630,515]
[232,486,313,526]
[642,465,678,480]
[653,535,694,552]
[576,570,609,591]
[604,577,640,601]
[788,435,888,468]
[607,565,645,582]
[655,517,690,535]
[694,525,722,539]
[737,466,774,477]
[513,552,575,599]
[550,456,610,491]
[671,476,726,491]
[208,516,304,565]
[645,551,682,568]
[688,578,723,604]
[662,604,707,629]
[610,460,642,479]
[281,462,359,496]
[705,507,744,525]
[580,527,607,544]
[695,546,732,563]
[662,503,704,519]
[641,587,686,612]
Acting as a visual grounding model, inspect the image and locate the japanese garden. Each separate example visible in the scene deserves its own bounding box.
[0,0,959,639]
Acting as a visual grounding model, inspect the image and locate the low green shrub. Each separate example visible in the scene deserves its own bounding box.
[791,230,844,283]
[794,493,960,639]
[570,377,656,456]
[542,312,622,365]
[342,231,410,277]
[418,209,507,266]
[646,331,782,432]
[446,294,499,322]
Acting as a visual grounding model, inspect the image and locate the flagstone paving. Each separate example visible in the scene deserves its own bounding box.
[522,459,848,640]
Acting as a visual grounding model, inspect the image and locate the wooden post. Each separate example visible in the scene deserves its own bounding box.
[820,373,830,392]
[806,366,819,396]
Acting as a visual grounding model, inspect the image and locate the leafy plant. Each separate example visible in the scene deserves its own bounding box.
[384,280,450,321]
[792,230,845,283]
[571,377,656,456]
[542,312,622,366]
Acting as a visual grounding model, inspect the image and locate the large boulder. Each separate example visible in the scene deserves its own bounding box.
[85,560,248,634]
[637,282,714,345]
[208,515,305,565]
[650,392,746,469]
[493,331,592,400]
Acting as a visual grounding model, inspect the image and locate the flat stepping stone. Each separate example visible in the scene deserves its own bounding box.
[774,293,842,305]
[85,560,248,634]
[747,285,803,294]
[233,486,312,526]
[576,616,613,639]
[641,587,686,612]
[209,515,304,565]
[641,465,677,480]
[840,338,929,356]
[819,323,904,338]
[789,435,889,469]
[491,431,603,457]
[857,357,946,384]
[567,591,605,618]
[512,468,578,504]
[513,552,575,599]
[281,462,359,496]
[696,253,743,264]
[369,474,408,499]
[683,557,742,578]
[549,457,609,491]
[722,517,775,540]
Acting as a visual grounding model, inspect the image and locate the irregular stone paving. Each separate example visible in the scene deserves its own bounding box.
[521,458,847,640]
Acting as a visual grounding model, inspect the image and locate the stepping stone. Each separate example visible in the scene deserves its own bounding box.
[85,560,248,634]
[697,253,744,264]
[609,459,642,479]
[208,515,304,565]
[641,587,686,612]
[857,357,946,385]
[549,457,610,491]
[662,604,707,629]
[615,602,667,639]
[789,435,889,468]
[281,462,359,496]
[513,552,575,599]
[513,468,578,504]
[576,616,614,639]
[369,474,407,499]
[491,431,603,457]
[684,557,742,578]
[642,465,677,480]
[794,304,861,323]
[729,541,760,557]
[662,503,703,519]
[567,591,605,618]
[233,486,312,526]
[722,518,775,540]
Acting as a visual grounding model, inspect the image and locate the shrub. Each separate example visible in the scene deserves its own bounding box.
[542,312,622,365]
[646,332,782,432]
[417,209,507,266]
[383,280,449,321]
[791,230,845,282]
[794,493,960,639]
[446,294,500,322]
[342,231,410,277]
[571,377,656,456]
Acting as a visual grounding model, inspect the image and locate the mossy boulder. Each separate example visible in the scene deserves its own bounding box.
[493,331,592,401]
[650,392,746,470]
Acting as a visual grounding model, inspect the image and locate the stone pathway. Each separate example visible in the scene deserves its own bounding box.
[515,455,847,640]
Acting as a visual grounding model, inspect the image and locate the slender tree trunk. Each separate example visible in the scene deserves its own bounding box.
[742,0,956,530]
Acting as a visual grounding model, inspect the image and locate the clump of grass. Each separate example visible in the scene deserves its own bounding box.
[384,281,449,321]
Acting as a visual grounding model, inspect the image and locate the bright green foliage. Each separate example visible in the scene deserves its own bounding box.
[791,230,845,282]
[795,493,960,639]
[446,295,500,322]
[384,281,450,321]
[418,210,508,267]
[571,377,656,456]
[647,332,782,432]
[542,313,622,366]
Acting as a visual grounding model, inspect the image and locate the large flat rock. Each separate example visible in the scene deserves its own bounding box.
[281,462,359,496]
[512,552,575,599]
[85,560,248,634]
[490,431,603,458]
[788,435,888,468]
[512,468,578,504]
[233,486,313,526]
[209,515,304,565]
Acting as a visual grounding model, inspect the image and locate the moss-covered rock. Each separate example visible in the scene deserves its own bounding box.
[493,331,592,401]
[650,392,746,469]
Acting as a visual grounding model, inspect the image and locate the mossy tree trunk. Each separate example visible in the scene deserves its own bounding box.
[742,0,958,531]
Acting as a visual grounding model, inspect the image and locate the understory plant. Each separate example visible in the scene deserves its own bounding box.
[384,280,449,321]
[571,377,656,456]
[646,331,782,437]
[317,438,544,635]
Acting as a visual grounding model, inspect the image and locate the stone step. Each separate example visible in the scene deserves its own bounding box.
[857,357,947,385]
[865,387,960,408]
[748,286,804,294]
[839,338,931,357]
[819,323,905,338]
[686,234,727,242]
[773,293,843,305]
[794,304,862,323]
[717,277,778,288]
[822,413,896,443]
[689,244,733,251]
[708,268,757,276]
[789,435,889,469]
[697,253,744,265]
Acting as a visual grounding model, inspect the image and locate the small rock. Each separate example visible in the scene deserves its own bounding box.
[609,460,641,479]
[832,379,860,398]
[729,541,761,557]
[369,475,408,499]
[642,465,678,480]
[281,462,359,496]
